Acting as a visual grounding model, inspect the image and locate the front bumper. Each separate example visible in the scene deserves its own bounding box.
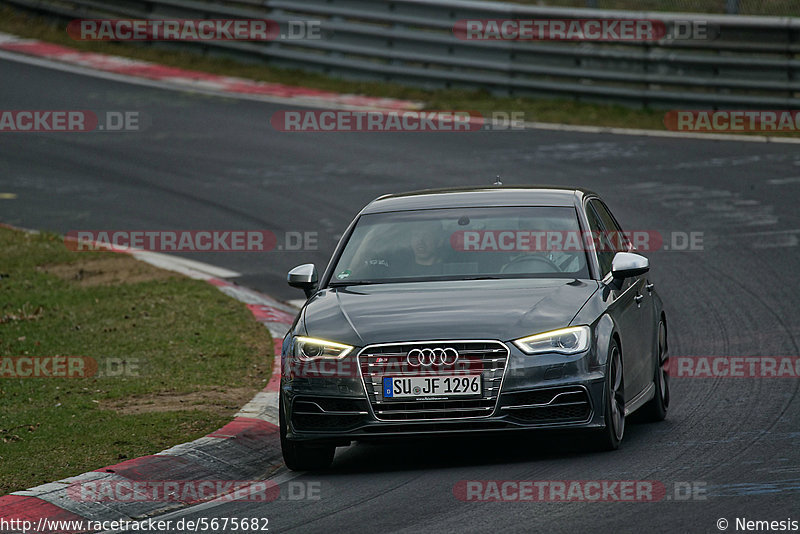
[281,339,607,442]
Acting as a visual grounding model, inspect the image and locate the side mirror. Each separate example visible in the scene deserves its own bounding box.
[288,264,318,298]
[611,252,649,280]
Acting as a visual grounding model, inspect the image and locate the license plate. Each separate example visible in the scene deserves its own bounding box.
[382,375,481,399]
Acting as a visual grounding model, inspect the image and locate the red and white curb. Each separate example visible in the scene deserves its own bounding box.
[0,230,297,533]
[0,31,422,112]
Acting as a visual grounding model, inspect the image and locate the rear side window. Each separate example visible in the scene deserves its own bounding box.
[590,200,626,243]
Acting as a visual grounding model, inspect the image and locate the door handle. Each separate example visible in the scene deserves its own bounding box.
[646,283,655,292]
[634,294,644,304]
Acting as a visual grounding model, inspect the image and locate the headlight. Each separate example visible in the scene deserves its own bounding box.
[513,326,591,355]
[293,336,353,361]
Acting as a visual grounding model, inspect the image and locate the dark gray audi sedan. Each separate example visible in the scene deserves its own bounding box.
[280,187,669,470]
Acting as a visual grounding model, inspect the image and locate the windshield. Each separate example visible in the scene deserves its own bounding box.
[329,206,590,285]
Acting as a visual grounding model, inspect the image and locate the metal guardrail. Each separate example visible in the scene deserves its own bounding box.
[3,0,799,108]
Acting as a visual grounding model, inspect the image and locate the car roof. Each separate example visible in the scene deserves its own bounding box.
[360,186,597,214]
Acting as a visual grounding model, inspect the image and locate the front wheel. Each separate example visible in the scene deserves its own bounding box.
[590,340,625,451]
[280,396,335,470]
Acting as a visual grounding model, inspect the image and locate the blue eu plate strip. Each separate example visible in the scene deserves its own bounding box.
[383,377,393,398]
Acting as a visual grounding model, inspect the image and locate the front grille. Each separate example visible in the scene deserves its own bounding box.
[501,386,592,423]
[358,341,509,421]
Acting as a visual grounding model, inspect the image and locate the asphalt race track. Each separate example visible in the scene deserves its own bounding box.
[2,56,799,533]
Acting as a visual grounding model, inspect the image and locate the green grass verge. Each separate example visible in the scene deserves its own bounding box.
[0,227,273,495]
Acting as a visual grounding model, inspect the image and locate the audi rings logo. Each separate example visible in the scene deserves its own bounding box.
[406,347,459,367]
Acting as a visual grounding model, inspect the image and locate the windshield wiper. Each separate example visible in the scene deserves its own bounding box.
[330,275,511,287]
[328,280,385,287]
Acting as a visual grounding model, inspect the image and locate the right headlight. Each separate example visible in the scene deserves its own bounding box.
[512,326,591,355]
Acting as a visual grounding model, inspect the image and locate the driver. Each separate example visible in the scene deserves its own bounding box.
[408,221,446,274]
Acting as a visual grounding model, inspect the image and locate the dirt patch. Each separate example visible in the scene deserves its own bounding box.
[37,255,175,286]
[101,387,259,417]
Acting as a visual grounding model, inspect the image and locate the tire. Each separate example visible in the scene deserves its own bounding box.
[591,339,625,451]
[640,320,669,422]
[280,396,335,471]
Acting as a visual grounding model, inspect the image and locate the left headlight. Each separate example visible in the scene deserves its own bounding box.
[293,336,354,361]
[513,326,591,355]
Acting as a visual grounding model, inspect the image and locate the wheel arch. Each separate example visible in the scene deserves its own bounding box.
[594,313,620,368]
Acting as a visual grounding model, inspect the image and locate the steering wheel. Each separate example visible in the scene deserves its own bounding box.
[500,254,561,274]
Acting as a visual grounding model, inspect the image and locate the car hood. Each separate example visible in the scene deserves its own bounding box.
[301,279,599,346]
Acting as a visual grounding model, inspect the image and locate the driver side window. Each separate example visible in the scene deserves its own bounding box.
[585,201,615,278]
